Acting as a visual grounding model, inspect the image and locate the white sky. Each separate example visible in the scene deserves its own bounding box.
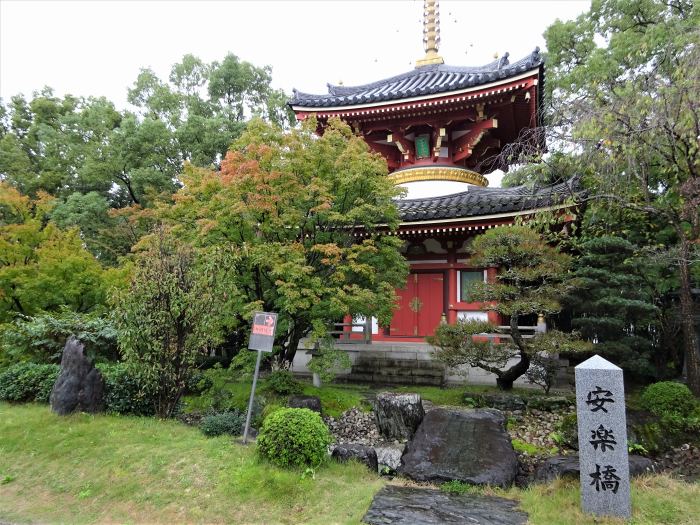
[0,0,589,192]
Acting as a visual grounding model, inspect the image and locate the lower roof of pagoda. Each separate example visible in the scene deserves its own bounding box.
[290,49,544,111]
[396,178,581,224]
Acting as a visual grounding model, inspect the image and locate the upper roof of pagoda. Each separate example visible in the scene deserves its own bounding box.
[290,48,543,110]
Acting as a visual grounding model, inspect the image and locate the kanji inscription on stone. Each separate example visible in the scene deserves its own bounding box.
[575,355,631,518]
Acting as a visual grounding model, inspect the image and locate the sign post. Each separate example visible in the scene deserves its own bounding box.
[575,354,631,518]
[242,311,277,444]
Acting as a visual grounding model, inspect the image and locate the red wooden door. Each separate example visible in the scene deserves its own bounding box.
[417,273,444,336]
[390,277,416,336]
[390,272,444,337]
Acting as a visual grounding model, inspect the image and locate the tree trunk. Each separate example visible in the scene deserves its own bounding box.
[496,316,532,390]
[496,352,531,390]
[678,240,700,395]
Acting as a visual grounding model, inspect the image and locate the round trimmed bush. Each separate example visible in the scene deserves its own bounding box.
[256,408,332,468]
[640,381,697,417]
[200,410,246,437]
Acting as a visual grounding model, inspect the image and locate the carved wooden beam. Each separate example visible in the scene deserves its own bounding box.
[387,131,415,163]
[452,118,498,162]
[366,141,402,169]
[432,126,447,162]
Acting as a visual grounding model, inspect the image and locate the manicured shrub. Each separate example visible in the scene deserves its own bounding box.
[199,410,246,437]
[0,363,60,403]
[640,381,697,418]
[98,363,156,416]
[256,408,332,468]
[262,370,303,396]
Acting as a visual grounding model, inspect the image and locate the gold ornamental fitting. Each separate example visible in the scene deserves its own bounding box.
[389,166,488,187]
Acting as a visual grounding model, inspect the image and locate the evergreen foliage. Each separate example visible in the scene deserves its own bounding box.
[199,410,246,437]
[0,362,60,403]
[566,236,660,379]
[429,225,588,390]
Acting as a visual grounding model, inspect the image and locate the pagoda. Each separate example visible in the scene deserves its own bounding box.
[289,0,576,342]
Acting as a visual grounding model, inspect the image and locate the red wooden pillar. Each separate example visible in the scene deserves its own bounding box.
[447,247,458,324]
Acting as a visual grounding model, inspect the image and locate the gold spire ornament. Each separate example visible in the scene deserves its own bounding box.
[416,0,444,67]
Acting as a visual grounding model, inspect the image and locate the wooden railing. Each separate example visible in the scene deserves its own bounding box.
[330,318,372,344]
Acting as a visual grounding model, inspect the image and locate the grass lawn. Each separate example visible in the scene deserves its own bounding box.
[2,403,699,524]
[0,403,382,524]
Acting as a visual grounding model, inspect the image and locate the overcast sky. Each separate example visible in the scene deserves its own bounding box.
[0,0,590,191]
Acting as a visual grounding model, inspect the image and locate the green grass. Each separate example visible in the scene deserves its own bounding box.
[0,402,383,524]
[301,383,371,418]
[2,403,700,524]
[183,368,371,419]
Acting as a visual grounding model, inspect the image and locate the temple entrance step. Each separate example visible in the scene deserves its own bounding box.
[341,351,446,387]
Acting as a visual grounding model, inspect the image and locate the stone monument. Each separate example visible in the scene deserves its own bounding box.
[575,355,631,518]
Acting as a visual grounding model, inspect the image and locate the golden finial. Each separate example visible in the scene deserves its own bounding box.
[416,0,444,67]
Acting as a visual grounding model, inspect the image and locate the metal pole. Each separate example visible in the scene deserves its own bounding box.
[242,349,263,444]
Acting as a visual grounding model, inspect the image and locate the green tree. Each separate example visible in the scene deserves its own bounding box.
[544,0,700,392]
[112,227,226,418]
[566,236,660,379]
[0,184,115,322]
[429,225,586,390]
[163,117,408,366]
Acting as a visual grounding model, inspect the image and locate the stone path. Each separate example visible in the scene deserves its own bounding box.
[362,485,528,525]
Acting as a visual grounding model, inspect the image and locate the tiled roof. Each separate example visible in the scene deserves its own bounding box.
[397,177,580,222]
[291,49,543,108]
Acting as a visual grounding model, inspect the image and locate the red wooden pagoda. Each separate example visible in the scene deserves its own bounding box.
[289,0,575,342]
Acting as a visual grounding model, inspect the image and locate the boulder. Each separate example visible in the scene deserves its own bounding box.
[50,336,104,415]
[375,442,406,473]
[288,395,322,413]
[331,443,378,472]
[399,408,518,487]
[362,485,528,525]
[374,392,425,440]
[477,393,526,412]
[534,454,654,483]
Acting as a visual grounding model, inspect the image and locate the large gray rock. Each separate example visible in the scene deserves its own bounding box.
[374,392,425,440]
[362,485,528,525]
[375,442,406,473]
[331,443,378,472]
[534,454,654,484]
[399,408,518,487]
[50,336,104,415]
[288,395,322,413]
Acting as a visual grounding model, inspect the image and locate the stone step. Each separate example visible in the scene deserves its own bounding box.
[353,359,445,371]
[340,373,444,387]
[351,366,445,378]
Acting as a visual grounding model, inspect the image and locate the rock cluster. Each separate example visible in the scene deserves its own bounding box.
[655,443,700,481]
[325,407,380,445]
[507,409,568,450]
